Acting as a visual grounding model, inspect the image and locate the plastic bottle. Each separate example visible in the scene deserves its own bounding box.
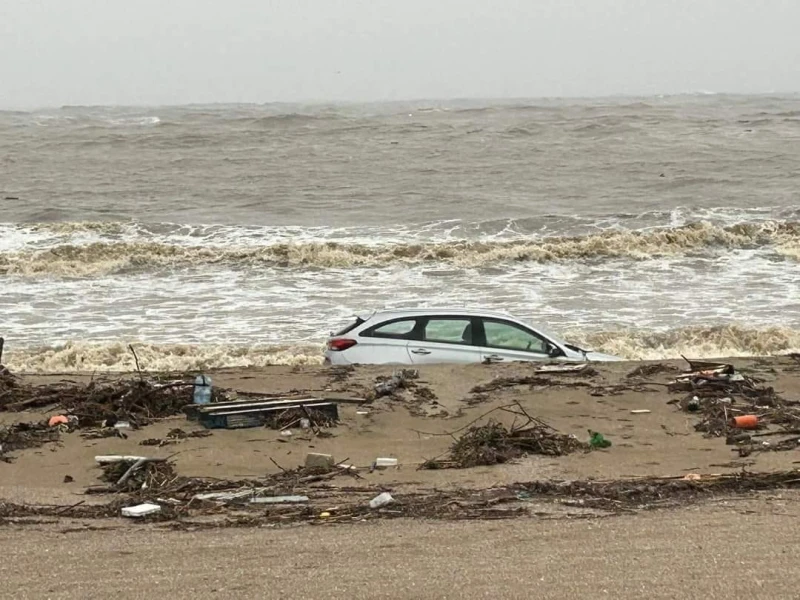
[193,374,212,404]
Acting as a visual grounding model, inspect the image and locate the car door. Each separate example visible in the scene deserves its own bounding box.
[354,317,418,364]
[477,318,555,363]
[407,316,481,364]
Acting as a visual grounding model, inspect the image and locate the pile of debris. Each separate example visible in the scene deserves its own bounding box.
[450,419,587,466]
[0,374,194,427]
[423,403,590,469]
[93,456,180,493]
[669,358,800,454]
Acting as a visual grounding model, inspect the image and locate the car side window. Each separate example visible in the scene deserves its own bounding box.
[423,318,473,345]
[482,320,548,354]
[365,319,417,339]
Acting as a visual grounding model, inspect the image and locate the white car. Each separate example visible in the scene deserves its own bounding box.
[324,308,622,366]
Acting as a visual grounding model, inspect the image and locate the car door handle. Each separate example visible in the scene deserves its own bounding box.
[411,348,431,355]
[486,354,505,362]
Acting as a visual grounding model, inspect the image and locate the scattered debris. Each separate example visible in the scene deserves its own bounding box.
[5,468,800,527]
[630,409,651,414]
[669,358,800,450]
[139,428,212,447]
[328,365,355,383]
[373,457,398,469]
[589,382,661,396]
[0,421,62,454]
[81,427,128,441]
[372,369,419,398]
[534,363,597,375]
[266,407,338,430]
[470,376,556,394]
[369,370,442,416]
[626,363,678,379]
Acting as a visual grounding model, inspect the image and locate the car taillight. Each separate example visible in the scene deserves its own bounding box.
[327,338,357,351]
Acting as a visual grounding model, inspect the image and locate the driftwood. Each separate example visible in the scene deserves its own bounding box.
[421,402,589,469]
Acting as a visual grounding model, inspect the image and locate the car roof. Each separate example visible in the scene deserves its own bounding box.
[346,308,571,347]
[358,308,519,321]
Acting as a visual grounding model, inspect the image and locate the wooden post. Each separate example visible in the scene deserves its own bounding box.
[0,337,4,365]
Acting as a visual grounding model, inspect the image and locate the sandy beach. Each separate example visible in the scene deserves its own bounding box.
[2,356,800,598]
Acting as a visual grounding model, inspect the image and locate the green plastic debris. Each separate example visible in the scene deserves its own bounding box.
[589,430,612,449]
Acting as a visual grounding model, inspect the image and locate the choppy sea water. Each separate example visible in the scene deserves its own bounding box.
[1,95,799,371]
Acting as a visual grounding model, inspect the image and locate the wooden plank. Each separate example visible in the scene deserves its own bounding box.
[207,402,338,417]
[194,396,364,414]
[95,455,166,464]
[195,397,321,411]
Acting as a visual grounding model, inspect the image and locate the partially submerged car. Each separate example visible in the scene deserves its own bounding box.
[324,309,621,366]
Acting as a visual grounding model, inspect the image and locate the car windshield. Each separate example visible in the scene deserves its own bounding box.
[519,318,584,351]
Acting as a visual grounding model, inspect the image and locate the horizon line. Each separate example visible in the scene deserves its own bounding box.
[2,90,799,112]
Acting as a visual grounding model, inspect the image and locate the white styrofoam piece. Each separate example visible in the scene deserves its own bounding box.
[121,503,161,518]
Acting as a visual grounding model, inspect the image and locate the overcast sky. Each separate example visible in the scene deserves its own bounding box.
[1,0,799,107]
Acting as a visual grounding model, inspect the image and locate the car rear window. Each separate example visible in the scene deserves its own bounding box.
[333,317,365,337]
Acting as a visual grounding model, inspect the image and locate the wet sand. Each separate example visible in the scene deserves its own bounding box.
[2,356,800,598]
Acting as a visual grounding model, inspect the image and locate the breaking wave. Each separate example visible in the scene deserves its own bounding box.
[776,239,800,261]
[5,325,799,373]
[4,342,325,373]
[571,325,800,362]
[1,221,798,277]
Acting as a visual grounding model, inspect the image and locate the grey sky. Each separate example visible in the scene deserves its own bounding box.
[1,0,799,107]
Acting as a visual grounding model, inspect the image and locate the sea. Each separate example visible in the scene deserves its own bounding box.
[1,94,799,372]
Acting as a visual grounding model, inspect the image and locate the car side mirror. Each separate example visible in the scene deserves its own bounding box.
[547,343,561,358]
